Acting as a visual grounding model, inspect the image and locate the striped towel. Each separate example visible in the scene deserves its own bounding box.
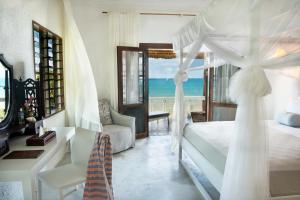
[83,133,114,200]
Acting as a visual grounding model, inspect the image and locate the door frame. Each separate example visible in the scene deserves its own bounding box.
[117,46,149,138]
[139,43,173,137]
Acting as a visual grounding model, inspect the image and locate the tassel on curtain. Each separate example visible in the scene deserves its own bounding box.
[63,0,101,132]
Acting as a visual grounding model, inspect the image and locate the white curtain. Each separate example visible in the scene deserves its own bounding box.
[63,0,101,132]
[107,12,140,109]
[125,51,139,104]
[172,0,300,199]
[213,64,239,103]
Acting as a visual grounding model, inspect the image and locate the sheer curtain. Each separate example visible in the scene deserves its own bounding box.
[125,51,139,104]
[107,12,140,109]
[213,64,239,103]
[172,0,300,199]
[63,0,101,131]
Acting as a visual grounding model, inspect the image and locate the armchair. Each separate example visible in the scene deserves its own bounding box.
[99,99,135,153]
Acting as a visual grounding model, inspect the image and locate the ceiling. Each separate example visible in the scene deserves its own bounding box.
[72,0,211,13]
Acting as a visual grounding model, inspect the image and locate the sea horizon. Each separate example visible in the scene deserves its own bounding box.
[149,78,204,97]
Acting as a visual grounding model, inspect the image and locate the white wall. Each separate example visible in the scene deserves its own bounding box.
[140,15,192,43]
[264,69,300,119]
[0,0,65,125]
[69,1,193,99]
[69,1,300,120]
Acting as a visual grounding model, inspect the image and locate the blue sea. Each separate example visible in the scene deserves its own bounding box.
[149,78,203,97]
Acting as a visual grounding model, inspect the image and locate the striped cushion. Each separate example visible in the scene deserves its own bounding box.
[83,133,114,200]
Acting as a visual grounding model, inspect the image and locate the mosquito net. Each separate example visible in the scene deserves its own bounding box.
[172,1,300,199]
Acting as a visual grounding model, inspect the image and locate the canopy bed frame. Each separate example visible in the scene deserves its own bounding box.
[171,0,300,200]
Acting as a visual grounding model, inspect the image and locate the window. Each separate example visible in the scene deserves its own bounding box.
[32,21,64,117]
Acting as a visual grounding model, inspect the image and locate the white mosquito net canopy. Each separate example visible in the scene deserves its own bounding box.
[172,0,300,200]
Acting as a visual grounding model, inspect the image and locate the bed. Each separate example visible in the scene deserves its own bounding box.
[181,120,300,200]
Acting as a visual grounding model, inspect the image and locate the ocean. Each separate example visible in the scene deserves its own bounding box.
[149,78,204,97]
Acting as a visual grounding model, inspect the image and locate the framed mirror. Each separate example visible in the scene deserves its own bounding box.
[0,54,14,131]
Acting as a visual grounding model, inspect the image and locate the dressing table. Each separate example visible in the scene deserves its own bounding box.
[0,54,73,200]
[0,127,75,200]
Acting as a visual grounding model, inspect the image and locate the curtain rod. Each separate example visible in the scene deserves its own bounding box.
[102,11,196,17]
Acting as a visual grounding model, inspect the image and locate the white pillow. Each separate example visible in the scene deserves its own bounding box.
[276,112,300,127]
[286,97,300,115]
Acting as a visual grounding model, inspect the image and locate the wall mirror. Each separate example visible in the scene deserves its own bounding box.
[0,54,14,131]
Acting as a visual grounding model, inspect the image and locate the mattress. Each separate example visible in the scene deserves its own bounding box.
[183,120,300,197]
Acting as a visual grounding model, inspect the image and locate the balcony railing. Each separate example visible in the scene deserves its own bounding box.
[149,96,205,117]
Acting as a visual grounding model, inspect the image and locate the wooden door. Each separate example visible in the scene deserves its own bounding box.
[117,46,149,138]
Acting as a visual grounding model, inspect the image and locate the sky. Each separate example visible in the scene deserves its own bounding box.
[149,58,204,79]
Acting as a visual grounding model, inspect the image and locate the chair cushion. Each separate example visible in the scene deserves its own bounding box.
[103,125,132,153]
[38,164,86,189]
[98,99,113,125]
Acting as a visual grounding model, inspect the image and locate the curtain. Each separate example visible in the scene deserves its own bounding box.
[125,51,139,104]
[63,0,101,132]
[107,12,140,109]
[172,0,300,199]
[213,64,239,103]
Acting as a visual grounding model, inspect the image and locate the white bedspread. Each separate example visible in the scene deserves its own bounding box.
[186,120,300,171]
[184,120,300,196]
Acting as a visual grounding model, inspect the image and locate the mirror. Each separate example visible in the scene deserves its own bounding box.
[0,62,10,121]
[0,54,14,131]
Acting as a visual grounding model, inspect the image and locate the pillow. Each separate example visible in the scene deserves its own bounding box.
[276,112,300,127]
[286,97,300,115]
[98,99,113,125]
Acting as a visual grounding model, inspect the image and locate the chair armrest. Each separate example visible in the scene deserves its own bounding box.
[110,108,136,147]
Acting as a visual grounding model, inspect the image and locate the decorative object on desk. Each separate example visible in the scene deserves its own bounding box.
[21,115,39,136]
[23,96,36,118]
[13,78,42,126]
[24,116,37,135]
[18,108,25,125]
[26,116,36,123]
[3,150,44,159]
[26,130,56,146]
[39,127,45,137]
[35,119,43,135]
[0,134,9,157]
[24,122,37,135]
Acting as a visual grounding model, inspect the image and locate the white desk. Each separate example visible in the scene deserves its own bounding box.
[0,127,75,200]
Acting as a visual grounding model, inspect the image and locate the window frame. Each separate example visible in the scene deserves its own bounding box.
[32,21,65,118]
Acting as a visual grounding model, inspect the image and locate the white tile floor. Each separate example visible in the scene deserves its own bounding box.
[149,118,170,136]
[41,133,203,200]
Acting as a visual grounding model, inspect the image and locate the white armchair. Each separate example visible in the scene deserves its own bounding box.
[99,99,135,153]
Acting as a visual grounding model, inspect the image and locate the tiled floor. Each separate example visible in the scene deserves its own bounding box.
[42,128,203,200]
[149,118,170,136]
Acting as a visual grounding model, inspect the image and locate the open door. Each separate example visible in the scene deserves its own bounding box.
[117,46,149,138]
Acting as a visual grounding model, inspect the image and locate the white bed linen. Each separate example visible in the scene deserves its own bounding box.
[185,120,300,171]
[183,120,300,197]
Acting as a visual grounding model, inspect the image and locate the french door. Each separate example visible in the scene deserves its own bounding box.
[117,46,149,138]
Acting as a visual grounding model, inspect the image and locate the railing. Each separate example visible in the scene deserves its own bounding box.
[149,96,205,117]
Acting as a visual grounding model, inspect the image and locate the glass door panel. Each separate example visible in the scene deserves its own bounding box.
[117,46,148,137]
